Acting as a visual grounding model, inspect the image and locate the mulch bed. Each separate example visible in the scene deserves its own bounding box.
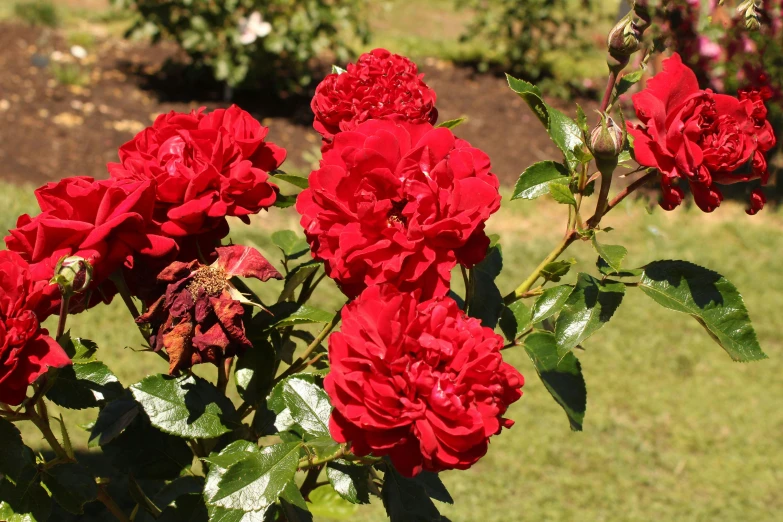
[0,21,600,188]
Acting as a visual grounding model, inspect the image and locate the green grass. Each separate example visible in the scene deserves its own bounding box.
[3,179,782,521]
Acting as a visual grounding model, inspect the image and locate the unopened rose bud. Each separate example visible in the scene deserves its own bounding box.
[590,115,624,160]
[607,13,641,64]
[633,0,652,32]
[737,0,762,30]
[51,256,92,296]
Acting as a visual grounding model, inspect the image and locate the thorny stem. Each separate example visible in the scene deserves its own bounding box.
[97,487,131,522]
[588,170,658,221]
[274,309,343,384]
[298,444,347,470]
[587,162,617,228]
[111,272,140,321]
[600,69,618,113]
[299,466,322,500]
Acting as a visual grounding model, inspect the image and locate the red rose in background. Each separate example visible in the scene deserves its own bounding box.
[4,176,177,317]
[136,246,282,374]
[628,53,774,213]
[311,49,438,144]
[325,285,523,477]
[0,251,70,405]
[296,119,501,299]
[108,105,286,244]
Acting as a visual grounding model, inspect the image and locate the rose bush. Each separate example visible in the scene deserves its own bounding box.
[311,48,438,144]
[0,5,777,520]
[325,284,523,477]
[297,118,501,298]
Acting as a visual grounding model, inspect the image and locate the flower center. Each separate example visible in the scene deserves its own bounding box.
[387,200,408,227]
[188,266,227,298]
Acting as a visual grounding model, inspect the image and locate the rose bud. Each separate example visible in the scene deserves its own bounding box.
[51,256,93,297]
[590,115,624,160]
[607,13,641,68]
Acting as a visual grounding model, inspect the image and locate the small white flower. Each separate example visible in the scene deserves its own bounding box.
[238,11,272,45]
[70,45,88,60]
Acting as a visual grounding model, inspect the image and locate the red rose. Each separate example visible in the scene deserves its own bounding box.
[311,49,438,144]
[0,251,70,405]
[628,53,774,213]
[108,105,286,241]
[136,245,282,374]
[4,177,177,317]
[324,285,523,477]
[296,119,501,299]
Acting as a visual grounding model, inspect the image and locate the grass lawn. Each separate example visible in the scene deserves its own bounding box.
[2,180,782,521]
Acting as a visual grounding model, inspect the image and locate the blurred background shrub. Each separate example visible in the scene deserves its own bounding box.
[115,0,370,95]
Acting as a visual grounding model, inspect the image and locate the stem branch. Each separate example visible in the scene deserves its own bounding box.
[504,232,577,305]
[97,487,131,522]
[274,309,342,384]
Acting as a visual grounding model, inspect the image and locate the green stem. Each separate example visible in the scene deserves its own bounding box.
[298,444,347,469]
[461,265,471,312]
[504,232,577,305]
[111,272,140,321]
[56,294,70,340]
[274,309,342,384]
[217,357,232,394]
[97,487,131,522]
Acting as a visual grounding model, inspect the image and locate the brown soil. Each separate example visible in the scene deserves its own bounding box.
[0,21,599,188]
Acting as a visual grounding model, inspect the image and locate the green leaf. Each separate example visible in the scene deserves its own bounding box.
[467,245,503,328]
[305,437,343,460]
[274,305,335,328]
[271,231,310,259]
[639,261,766,362]
[308,486,358,519]
[268,374,322,435]
[207,505,270,522]
[326,460,370,505]
[530,285,574,324]
[88,392,139,447]
[103,414,193,480]
[274,194,298,209]
[548,183,576,206]
[272,174,309,190]
[541,258,576,283]
[235,339,276,406]
[616,70,644,96]
[0,419,36,486]
[547,107,584,171]
[206,442,301,512]
[130,374,238,439]
[511,161,569,200]
[499,300,532,342]
[332,65,347,75]
[157,493,208,522]
[596,257,642,278]
[524,331,587,431]
[57,332,98,362]
[575,103,588,134]
[283,374,332,438]
[0,477,51,522]
[506,74,547,126]
[435,117,466,130]
[41,463,96,515]
[46,361,123,410]
[591,236,628,273]
[410,472,453,504]
[381,465,443,522]
[280,481,313,522]
[555,274,626,356]
[279,261,320,303]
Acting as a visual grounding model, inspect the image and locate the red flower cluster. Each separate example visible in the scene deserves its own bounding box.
[5,176,177,317]
[0,251,70,405]
[109,105,285,243]
[1,107,287,402]
[297,119,501,299]
[311,49,438,145]
[136,246,282,374]
[628,53,776,213]
[325,285,524,477]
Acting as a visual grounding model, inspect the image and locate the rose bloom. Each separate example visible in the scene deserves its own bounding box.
[628,53,774,213]
[0,251,70,405]
[108,105,286,243]
[136,246,281,374]
[311,48,438,144]
[4,176,177,317]
[296,119,501,299]
[325,285,523,477]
